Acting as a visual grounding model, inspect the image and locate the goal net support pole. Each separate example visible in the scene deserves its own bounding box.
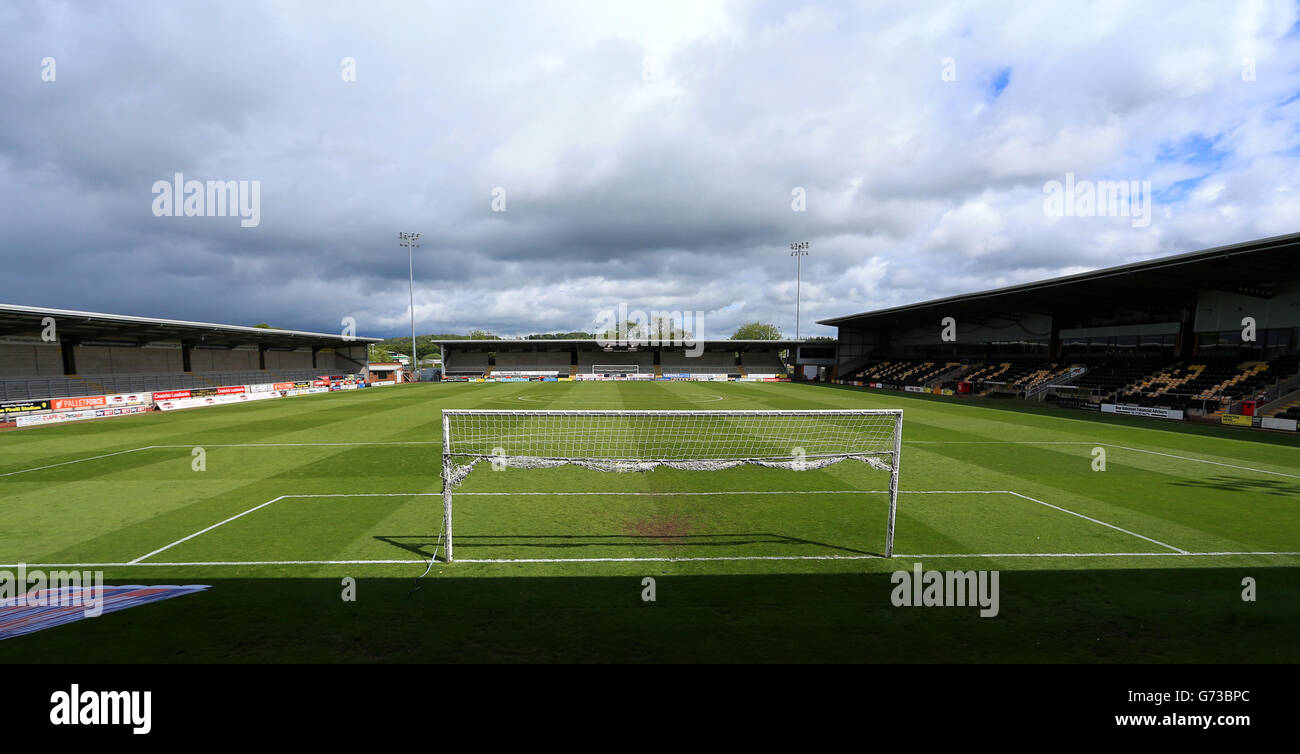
[439,409,903,562]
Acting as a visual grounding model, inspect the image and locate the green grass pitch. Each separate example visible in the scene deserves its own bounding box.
[1,380,1297,662]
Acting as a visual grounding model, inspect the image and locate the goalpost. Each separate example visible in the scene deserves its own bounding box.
[592,364,639,374]
[439,409,903,562]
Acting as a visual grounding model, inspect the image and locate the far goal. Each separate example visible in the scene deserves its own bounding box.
[591,364,639,374]
[439,409,903,562]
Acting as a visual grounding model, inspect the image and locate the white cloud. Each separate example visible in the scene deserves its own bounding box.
[0,0,1298,337]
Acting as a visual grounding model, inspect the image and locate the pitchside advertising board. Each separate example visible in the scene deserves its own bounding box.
[0,399,51,416]
[1101,403,1185,421]
[16,405,149,427]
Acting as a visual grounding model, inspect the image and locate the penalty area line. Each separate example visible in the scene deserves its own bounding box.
[1005,490,1187,554]
[129,495,289,564]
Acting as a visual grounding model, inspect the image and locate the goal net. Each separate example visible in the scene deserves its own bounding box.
[592,364,639,373]
[439,409,903,561]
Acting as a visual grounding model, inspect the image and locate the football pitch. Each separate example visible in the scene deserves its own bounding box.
[2,380,1298,662]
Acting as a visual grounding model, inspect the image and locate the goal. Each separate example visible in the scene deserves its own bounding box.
[439,409,903,561]
[592,364,639,374]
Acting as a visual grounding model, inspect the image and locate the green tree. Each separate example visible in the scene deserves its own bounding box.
[731,322,782,340]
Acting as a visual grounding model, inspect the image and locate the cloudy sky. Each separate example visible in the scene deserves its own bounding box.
[3,1,1299,339]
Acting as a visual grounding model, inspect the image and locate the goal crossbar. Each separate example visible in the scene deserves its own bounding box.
[439,409,903,561]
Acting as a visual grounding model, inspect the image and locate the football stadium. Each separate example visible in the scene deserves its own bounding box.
[1,232,1297,665]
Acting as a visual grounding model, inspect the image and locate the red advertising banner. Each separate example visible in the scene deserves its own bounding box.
[217,385,247,395]
[52,396,107,411]
[153,390,192,400]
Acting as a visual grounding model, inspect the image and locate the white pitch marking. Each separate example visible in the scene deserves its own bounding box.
[455,555,881,563]
[908,440,1300,480]
[130,495,289,564]
[0,446,155,478]
[0,441,442,477]
[1004,490,1187,553]
[118,489,1008,565]
[3,552,1298,568]
[892,551,1300,558]
[251,490,1004,497]
[515,394,726,405]
[151,442,443,448]
[1107,443,1300,481]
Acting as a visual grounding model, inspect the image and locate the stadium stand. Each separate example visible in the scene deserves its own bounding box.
[848,360,961,387]
[442,350,490,377]
[740,350,788,375]
[821,232,1300,430]
[979,361,1075,391]
[0,304,376,405]
[577,350,654,374]
[1111,354,1300,411]
[438,339,805,382]
[660,350,737,376]
[1068,360,1171,398]
[494,352,570,376]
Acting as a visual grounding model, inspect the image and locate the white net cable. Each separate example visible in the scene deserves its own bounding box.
[439,409,904,561]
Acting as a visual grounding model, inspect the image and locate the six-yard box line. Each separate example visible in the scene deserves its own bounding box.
[12,489,1297,569]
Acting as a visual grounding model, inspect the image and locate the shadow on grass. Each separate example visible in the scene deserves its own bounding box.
[1171,475,1300,497]
[0,566,1295,663]
[375,533,880,559]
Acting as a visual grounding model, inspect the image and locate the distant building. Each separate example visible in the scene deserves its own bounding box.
[365,362,406,384]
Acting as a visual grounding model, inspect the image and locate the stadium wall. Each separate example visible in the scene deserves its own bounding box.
[0,342,63,376]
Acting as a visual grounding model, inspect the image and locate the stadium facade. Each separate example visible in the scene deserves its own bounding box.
[0,304,380,426]
[817,231,1300,431]
[437,338,823,381]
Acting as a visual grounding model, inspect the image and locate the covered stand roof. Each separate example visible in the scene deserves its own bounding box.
[0,304,381,348]
[818,231,1300,331]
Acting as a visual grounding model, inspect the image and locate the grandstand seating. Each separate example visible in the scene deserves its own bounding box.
[1274,401,1300,421]
[493,352,571,375]
[848,360,960,387]
[1113,355,1300,410]
[660,352,737,375]
[741,351,787,375]
[1070,360,1172,398]
[967,361,1076,392]
[443,351,489,377]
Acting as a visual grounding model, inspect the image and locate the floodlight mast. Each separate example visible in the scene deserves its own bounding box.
[399,232,422,381]
[790,243,809,339]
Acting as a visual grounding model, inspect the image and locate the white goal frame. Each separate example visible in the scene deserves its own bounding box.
[439,409,903,562]
[591,364,640,374]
